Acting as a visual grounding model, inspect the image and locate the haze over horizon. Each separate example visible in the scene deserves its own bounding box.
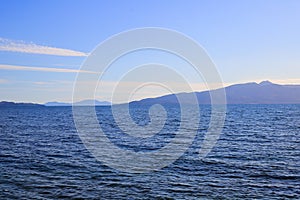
[1,1,300,103]
[1,80,299,105]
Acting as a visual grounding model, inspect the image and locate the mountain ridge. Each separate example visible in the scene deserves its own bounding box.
[130,81,300,105]
[0,101,45,107]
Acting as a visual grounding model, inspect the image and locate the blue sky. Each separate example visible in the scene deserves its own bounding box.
[0,0,300,103]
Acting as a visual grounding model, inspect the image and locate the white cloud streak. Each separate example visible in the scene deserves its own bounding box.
[0,37,87,56]
[0,64,97,74]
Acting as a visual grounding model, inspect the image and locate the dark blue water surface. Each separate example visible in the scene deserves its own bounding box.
[0,104,299,199]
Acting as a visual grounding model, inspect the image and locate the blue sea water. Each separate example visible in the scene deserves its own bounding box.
[0,104,299,199]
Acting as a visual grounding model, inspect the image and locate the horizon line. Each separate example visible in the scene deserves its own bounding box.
[1,79,300,104]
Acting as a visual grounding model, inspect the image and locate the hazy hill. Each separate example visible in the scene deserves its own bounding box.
[45,99,111,106]
[0,101,45,107]
[130,81,300,105]
[44,101,71,106]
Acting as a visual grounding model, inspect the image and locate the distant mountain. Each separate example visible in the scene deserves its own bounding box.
[0,101,45,107]
[220,80,300,104]
[45,101,71,106]
[45,99,111,106]
[74,99,111,106]
[130,81,300,105]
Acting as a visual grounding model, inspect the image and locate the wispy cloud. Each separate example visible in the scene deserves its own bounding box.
[0,37,87,56]
[0,64,97,74]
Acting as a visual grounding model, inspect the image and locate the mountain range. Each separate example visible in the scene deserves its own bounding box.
[1,81,300,106]
[130,80,300,105]
[0,101,45,107]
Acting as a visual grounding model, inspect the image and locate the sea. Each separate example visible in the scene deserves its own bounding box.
[0,104,299,199]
